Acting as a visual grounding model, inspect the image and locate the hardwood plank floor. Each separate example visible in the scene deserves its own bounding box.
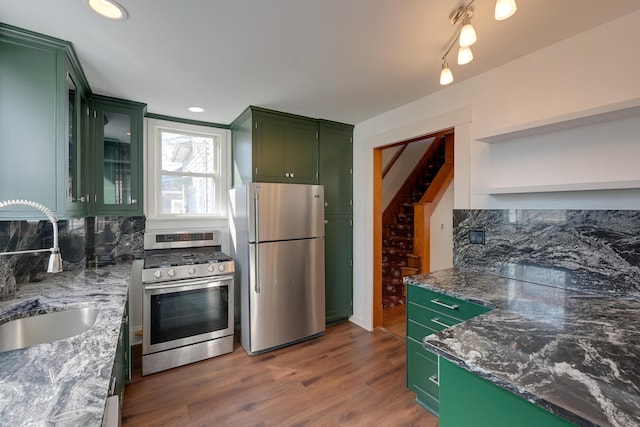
[381,305,406,339]
[122,320,436,427]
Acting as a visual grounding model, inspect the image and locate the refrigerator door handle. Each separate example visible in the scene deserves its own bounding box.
[253,192,260,294]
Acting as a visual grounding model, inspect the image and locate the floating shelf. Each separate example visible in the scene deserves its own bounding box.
[475,180,640,195]
[476,98,640,143]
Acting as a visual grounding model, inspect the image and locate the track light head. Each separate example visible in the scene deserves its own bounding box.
[440,59,453,85]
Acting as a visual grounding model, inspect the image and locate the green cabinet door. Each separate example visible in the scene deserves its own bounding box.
[407,337,440,414]
[319,121,353,210]
[319,121,353,325]
[286,119,318,184]
[255,113,288,182]
[64,57,91,217]
[439,358,577,427]
[110,295,130,417]
[324,214,353,325]
[90,96,145,215]
[0,26,65,219]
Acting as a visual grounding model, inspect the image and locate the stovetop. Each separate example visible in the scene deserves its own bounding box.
[144,248,232,269]
[141,231,235,283]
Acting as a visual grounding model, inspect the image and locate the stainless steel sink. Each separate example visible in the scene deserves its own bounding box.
[0,307,100,352]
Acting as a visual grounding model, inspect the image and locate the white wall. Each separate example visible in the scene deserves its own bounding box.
[429,183,453,272]
[381,138,434,210]
[350,11,640,331]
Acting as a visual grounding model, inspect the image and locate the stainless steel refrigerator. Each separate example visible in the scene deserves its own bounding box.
[229,182,325,355]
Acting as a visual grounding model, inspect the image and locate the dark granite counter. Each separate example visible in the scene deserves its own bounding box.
[405,268,640,427]
[0,263,131,426]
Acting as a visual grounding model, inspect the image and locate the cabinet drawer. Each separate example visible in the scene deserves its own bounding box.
[408,302,461,335]
[408,285,490,321]
[407,318,439,343]
[406,334,438,363]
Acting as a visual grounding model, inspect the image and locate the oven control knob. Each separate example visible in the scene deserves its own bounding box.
[168,269,176,277]
[207,265,215,273]
[154,270,163,279]
[188,267,196,275]
[218,264,225,272]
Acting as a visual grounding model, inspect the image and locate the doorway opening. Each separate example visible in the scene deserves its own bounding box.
[373,129,455,332]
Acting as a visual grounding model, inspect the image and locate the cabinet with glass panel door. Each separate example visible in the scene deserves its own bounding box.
[89,95,146,215]
[65,57,91,217]
[0,24,89,220]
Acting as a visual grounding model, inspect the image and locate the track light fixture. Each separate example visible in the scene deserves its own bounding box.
[438,0,517,85]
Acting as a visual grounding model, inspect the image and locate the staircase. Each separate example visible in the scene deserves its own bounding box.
[381,134,451,309]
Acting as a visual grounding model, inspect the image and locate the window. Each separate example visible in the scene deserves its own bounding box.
[146,119,230,220]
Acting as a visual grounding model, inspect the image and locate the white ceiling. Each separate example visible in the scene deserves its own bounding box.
[2,0,640,125]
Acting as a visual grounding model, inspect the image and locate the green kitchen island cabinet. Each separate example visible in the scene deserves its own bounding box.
[406,285,491,415]
[231,106,319,185]
[439,358,577,427]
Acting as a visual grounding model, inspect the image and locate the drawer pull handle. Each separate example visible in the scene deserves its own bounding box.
[429,375,439,385]
[430,299,459,310]
[431,317,452,328]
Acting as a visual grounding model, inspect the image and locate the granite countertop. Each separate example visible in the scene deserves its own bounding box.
[0,263,132,427]
[405,268,640,427]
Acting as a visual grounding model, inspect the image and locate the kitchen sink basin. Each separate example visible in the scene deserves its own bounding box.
[0,307,100,352]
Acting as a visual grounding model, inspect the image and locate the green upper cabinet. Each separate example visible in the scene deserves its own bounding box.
[0,24,90,219]
[319,121,353,211]
[231,107,318,186]
[89,95,145,216]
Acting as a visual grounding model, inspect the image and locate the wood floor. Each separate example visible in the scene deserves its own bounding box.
[122,313,437,427]
[381,304,407,339]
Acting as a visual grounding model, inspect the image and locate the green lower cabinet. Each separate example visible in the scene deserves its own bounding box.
[439,358,577,427]
[324,213,352,325]
[407,337,440,414]
[406,285,492,416]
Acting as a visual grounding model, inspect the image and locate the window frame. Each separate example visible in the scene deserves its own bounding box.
[145,118,231,223]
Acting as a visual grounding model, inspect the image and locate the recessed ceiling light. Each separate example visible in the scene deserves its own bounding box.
[188,106,205,113]
[88,0,128,21]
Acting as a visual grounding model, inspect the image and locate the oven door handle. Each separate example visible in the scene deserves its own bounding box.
[144,276,234,290]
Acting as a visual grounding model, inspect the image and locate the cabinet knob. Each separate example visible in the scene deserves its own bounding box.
[131,198,137,204]
[285,173,290,178]
[290,173,294,178]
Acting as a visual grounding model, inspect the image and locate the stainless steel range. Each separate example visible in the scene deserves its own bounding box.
[141,230,234,375]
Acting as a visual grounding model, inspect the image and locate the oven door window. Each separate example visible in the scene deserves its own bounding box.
[149,285,229,345]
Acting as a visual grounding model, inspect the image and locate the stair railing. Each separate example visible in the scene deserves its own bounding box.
[412,134,454,273]
[382,131,450,226]
[382,142,409,179]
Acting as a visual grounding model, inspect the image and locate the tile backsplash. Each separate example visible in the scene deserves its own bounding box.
[453,210,640,301]
[0,216,144,300]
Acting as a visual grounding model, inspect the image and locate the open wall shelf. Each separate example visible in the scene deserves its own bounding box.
[476,98,640,144]
[475,180,640,195]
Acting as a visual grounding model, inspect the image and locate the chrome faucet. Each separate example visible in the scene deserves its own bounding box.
[0,199,63,273]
